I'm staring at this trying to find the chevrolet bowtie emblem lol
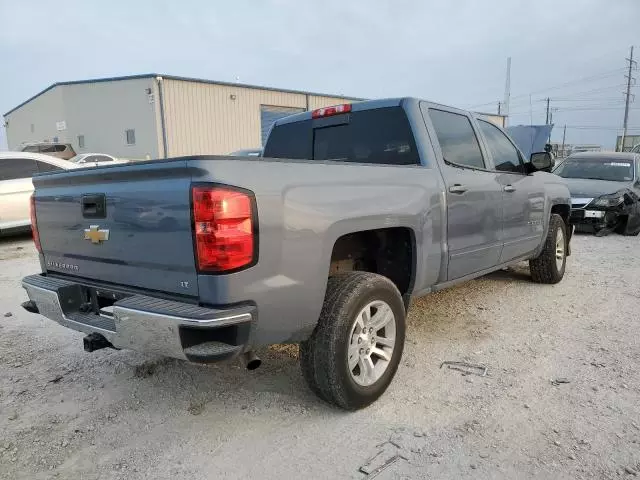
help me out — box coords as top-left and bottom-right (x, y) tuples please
(84, 225), (110, 244)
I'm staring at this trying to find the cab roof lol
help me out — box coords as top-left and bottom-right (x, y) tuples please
(272, 97), (478, 127)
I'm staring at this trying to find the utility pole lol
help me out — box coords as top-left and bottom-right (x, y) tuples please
(561, 125), (566, 158)
(497, 101), (501, 115)
(503, 57), (511, 126)
(545, 97), (551, 124)
(621, 45), (636, 151)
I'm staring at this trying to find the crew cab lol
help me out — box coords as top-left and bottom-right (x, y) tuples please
(21, 98), (572, 410)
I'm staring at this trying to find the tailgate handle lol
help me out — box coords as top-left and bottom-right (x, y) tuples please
(82, 194), (106, 218)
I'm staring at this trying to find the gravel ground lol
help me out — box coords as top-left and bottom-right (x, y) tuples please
(1, 233), (639, 479)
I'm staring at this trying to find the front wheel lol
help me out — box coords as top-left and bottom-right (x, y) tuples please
(529, 214), (567, 284)
(300, 272), (406, 410)
(616, 214), (640, 236)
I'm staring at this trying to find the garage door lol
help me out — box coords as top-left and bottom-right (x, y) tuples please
(260, 105), (305, 146)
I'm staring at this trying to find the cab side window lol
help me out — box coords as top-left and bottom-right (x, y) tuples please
(478, 120), (524, 173)
(428, 109), (486, 169)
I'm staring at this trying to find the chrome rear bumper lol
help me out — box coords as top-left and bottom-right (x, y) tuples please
(22, 274), (255, 363)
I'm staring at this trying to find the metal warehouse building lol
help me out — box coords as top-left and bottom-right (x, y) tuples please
(3, 74), (361, 159)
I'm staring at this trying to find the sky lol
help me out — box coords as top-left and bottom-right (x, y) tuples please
(1, 0), (639, 150)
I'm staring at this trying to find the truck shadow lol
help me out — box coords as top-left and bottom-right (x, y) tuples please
(484, 264), (533, 283)
(116, 266), (536, 413)
(406, 264), (533, 342)
(111, 345), (331, 415)
(0, 233), (38, 260)
(0, 231), (32, 246)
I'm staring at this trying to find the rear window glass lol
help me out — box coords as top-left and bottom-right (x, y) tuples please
(264, 107), (419, 165)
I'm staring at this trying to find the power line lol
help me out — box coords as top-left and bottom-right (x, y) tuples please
(542, 97), (625, 102)
(561, 126), (640, 130)
(547, 84), (629, 99)
(550, 106), (630, 111)
(466, 68), (626, 109)
(508, 105), (637, 115)
(520, 68), (625, 98)
(509, 124), (640, 130)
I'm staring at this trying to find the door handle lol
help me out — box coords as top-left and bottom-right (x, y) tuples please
(82, 193), (107, 218)
(449, 184), (468, 194)
(503, 185), (516, 193)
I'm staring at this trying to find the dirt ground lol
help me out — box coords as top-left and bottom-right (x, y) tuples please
(1, 233), (639, 479)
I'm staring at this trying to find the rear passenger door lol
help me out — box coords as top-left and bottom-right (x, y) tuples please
(424, 107), (503, 281)
(0, 158), (39, 226)
(477, 120), (545, 262)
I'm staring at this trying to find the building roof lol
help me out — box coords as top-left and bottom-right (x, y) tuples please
(4, 73), (365, 117)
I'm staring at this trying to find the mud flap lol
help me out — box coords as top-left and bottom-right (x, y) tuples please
(567, 224), (574, 256)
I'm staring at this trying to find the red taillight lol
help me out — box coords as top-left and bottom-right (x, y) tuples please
(312, 103), (352, 119)
(191, 186), (255, 272)
(30, 194), (42, 253)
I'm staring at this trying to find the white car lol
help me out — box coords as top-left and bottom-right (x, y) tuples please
(68, 153), (129, 166)
(0, 152), (82, 235)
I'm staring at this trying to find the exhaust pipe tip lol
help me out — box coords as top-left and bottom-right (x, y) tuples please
(21, 300), (39, 314)
(241, 351), (261, 370)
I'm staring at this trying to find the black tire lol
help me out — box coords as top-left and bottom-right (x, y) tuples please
(618, 215), (640, 236)
(299, 272), (406, 410)
(529, 214), (567, 284)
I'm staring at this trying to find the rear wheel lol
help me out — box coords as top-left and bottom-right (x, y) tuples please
(299, 272), (405, 410)
(530, 214), (567, 284)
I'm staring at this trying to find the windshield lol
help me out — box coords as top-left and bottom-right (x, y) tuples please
(68, 155), (85, 163)
(554, 158), (634, 182)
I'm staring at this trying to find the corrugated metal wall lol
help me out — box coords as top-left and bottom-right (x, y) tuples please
(6, 77), (357, 158)
(308, 96), (353, 110)
(259, 105), (305, 145)
(5, 79), (160, 159)
(162, 79), (355, 156)
(5, 88), (65, 149)
(62, 78), (159, 160)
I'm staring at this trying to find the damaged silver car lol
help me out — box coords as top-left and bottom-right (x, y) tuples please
(554, 152), (640, 236)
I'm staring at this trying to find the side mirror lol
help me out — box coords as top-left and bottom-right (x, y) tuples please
(529, 152), (554, 172)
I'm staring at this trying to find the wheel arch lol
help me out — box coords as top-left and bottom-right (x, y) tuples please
(533, 201), (571, 258)
(326, 225), (417, 308)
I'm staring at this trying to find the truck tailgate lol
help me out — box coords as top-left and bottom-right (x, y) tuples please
(33, 160), (199, 297)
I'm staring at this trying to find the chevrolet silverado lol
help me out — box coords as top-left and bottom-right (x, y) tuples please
(21, 98), (572, 409)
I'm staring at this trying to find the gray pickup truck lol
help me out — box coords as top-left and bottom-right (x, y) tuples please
(22, 98), (572, 410)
